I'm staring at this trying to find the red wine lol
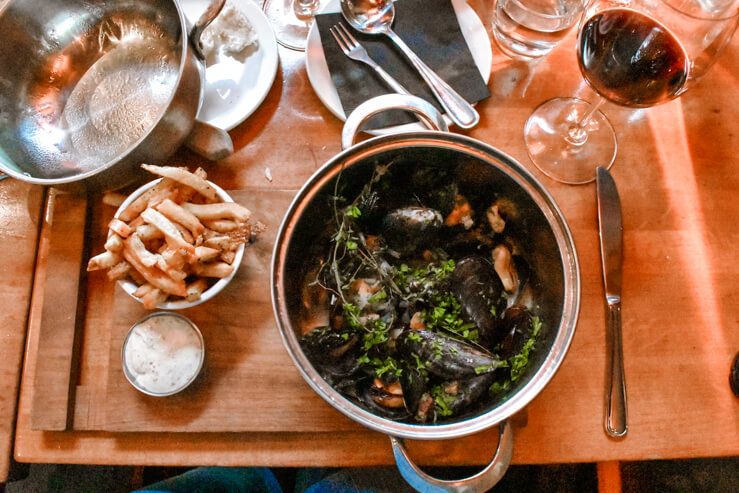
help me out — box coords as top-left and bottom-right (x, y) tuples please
(578, 8), (689, 107)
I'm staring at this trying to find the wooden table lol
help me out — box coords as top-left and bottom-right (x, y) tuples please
(3, 0), (738, 485)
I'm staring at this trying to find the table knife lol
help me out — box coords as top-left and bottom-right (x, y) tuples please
(596, 166), (628, 438)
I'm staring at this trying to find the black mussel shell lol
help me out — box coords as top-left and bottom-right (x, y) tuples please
(397, 329), (505, 379)
(497, 305), (534, 359)
(449, 256), (507, 348)
(382, 206), (443, 255)
(399, 363), (426, 415)
(444, 373), (496, 416)
(357, 383), (411, 421)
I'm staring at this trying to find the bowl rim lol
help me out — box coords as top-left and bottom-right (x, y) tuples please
(121, 311), (205, 397)
(271, 131), (581, 440)
(114, 177), (245, 310)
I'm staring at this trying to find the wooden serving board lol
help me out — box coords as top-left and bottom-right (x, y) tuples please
(102, 189), (363, 432)
(31, 188), (363, 433)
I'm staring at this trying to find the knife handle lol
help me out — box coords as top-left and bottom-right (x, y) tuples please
(605, 299), (627, 437)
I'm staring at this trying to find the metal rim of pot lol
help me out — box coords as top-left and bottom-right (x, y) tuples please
(0, 0), (230, 189)
(271, 94), (581, 492)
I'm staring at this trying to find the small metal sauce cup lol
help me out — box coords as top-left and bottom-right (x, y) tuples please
(121, 312), (205, 397)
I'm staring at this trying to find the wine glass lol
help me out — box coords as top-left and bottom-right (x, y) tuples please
(524, 0), (739, 184)
(263, 0), (328, 51)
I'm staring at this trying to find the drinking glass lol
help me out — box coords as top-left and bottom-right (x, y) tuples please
(492, 0), (586, 60)
(263, 0), (327, 50)
(524, 0), (739, 184)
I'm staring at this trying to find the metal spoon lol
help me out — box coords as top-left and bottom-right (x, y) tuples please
(340, 0), (480, 129)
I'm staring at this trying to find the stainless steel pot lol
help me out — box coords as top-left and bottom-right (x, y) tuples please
(0, 0), (230, 192)
(271, 95), (581, 492)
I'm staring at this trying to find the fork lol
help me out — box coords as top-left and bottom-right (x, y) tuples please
(330, 23), (410, 95)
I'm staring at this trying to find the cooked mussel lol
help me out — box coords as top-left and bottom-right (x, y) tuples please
(300, 327), (362, 379)
(449, 256), (507, 347)
(491, 243), (531, 307)
(397, 329), (505, 379)
(399, 363), (427, 415)
(439, 373), (496, 416)
(497, 305), (535, 360)
(356, 378), (412, 421)
(382, 207), (443, 255)
(486, 198), (519, 234)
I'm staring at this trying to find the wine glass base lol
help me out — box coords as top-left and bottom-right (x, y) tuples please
(524, 97), (617, 185)
(264, 0), (318, 51)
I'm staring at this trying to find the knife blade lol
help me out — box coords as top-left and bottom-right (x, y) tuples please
(596, 166), (627, 438)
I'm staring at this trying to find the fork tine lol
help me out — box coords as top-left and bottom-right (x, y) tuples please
(336, 23), (358, 47)
(332, 24), (354, 51)
(329, 26), (349, 53)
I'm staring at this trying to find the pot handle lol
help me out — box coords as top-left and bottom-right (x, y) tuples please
(185, 120), (234, 161)
(341, 94), (449, 150)
(189, 0), (226, 60)
(389, 420), (514, 493)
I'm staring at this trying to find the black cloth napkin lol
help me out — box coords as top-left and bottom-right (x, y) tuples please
(314, 0), (491, 130)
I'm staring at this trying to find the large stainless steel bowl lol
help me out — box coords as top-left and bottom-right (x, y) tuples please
(0, 0), (221, 192)
(271, 95), (580, 492)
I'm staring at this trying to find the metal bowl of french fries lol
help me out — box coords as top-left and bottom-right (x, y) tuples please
(87, 164), (256, 309)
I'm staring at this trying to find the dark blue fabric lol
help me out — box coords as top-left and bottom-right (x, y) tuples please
(135, 466), (414, 493)
(137, 467), (282, 493)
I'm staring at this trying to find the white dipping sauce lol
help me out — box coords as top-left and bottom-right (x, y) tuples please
(123, 314), (203, 395)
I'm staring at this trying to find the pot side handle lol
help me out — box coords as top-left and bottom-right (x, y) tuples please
(389, 420), (513, 493)
(185, 120), (234, 161)
(341, 94), (450, 150)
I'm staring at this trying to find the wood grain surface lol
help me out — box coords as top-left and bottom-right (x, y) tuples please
(0, 181), (43, 482)
(30, 192), (88, 431)
(9, 0), (739, 470)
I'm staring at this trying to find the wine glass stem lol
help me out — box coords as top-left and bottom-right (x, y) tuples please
(565, 96), (606, 146)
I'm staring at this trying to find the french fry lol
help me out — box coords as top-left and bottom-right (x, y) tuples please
(87, 250), (122, 271)
(141, 288), (168, 310)
(128, 268), (147, 286)
(126, 234), (159, 267)
(173, 221), (194, 245)
(136, 223), (164, 242)
(141, 164), (218, 202)
(175, 167), (208, 203)
(165, 267), (188, 282)
(118, 178), (177, 221)
(202, 219), (242, 233)
(141, 208), (195, 254)
(153, 255), (189, 282)
(133, 283), (157, 298)
(156, 198), (205, 238)
(203, 235), (231, 251)
(106, 261), (131, 281)
(185, 279), (209, 302)
(160, 247), (188, 270)
(122, 247), (187, 297)
(108, 218), (132, 238)
(191, 261), (234, 278)
(182, 202), (251, 222)
(220, 249), (236, 265)
(191, 246), (220, 263)
(104, 233), (124, 253)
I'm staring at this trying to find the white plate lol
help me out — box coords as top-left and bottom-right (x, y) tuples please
(181, 0), (279, 131)
(306, 0), (493, 134)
